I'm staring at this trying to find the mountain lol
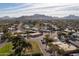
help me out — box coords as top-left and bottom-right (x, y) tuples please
(0, 16), (10, 19)
(63, 15), (79, 19)
(1, 14), (79, 21)
(17, 14), (53, 20)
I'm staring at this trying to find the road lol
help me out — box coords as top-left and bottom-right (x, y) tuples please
(29, 35), (50, 56)
(17, 22), (58, 56)
(29, 32), (58, 56)
(17, 22), (23, 30)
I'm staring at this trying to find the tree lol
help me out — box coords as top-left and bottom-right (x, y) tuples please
(48, 43), (65, 56)
(35, 21), (44, 31)
(11, 35), (32, 56)
(26, 30), (30, 39)
(2, 25), (8, 33)
(48, 43), (58, 55)
(43, 34), (53, 44)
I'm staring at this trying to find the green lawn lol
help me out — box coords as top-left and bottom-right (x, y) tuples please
(0, 40), (43, 56)
(0, 42), (13, 56)
(26, 40), (43, 55)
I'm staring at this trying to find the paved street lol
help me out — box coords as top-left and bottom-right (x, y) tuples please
(17, 22), (58, 56)
(29, 32), (58, 56)
(17, 22), (23, 30)
(28, 33), (49, 56)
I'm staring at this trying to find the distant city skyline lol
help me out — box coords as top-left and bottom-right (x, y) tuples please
(0, 3), (79, 17)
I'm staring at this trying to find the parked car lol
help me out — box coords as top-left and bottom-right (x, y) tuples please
(41, 40), (46, 44)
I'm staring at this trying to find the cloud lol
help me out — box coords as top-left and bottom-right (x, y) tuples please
(0, 3), (79, 17)
(0, 3), (32, 11)
(57, 4), (79, 11)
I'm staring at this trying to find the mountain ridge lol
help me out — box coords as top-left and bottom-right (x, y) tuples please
(0, 14), (79, 20)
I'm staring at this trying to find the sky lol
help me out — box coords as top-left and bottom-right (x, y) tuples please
(0, 3), (79, 17)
